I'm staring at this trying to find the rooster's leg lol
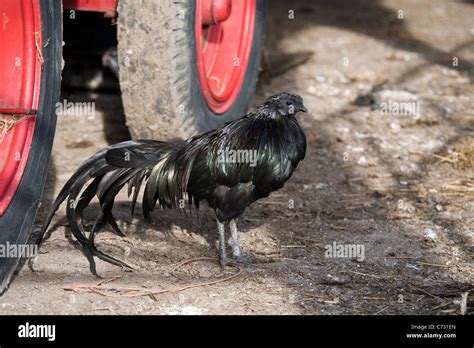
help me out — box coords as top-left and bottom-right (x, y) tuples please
(229, 219), (252, 263)
(230, 219), (248, 262)
(217, 220), (229, 267)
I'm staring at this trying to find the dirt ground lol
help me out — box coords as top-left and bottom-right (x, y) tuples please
(1, 0), (473, 314)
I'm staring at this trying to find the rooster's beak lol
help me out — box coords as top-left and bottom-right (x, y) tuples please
(300, 106), (308, 113)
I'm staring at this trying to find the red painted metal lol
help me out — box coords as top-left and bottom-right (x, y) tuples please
(0, 109), (37, 115)
(201, 0), (232, 25)
(63, 0), (118, 12)
(0, 0), (42, 216)
(196, 0), (257, 114)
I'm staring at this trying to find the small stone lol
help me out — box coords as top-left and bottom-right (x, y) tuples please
(441, 106), (452, 115)
(435, 204), (443, 212)
(348, 146), (365, 153)
(315, 74), (326, 83)
(338, 75), (349, 84)
(336, 126), (350, 133)
(357, 156), (367, 165)
(390, 122), (401, 132)
(406, 263), (421, 272)
(315, 182), (327, 190)
(323, 274), (350, 285)
(424, 228), (437, 240)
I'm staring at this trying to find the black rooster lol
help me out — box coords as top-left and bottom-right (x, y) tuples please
(32, 93), (307, 273)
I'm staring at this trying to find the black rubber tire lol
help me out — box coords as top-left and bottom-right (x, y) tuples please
(117, 0), (267, 140)
(0, 1), (62, 294)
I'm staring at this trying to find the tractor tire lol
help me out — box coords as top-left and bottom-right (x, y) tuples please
(117, 0), (267, 140)
(0, 1), (62, 294)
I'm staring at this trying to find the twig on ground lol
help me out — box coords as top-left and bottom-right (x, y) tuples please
(408, 285), (439, 299)
(433, 300), (453, 310)
(460, 291), (469, 315)
(415, 261), (450, 268)
(374, 305), (390, 315)
(63, 258), (241, 298)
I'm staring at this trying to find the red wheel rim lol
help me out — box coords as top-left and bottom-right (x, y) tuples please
(0, 0), (42, 216)
(195, 0), (256, 114)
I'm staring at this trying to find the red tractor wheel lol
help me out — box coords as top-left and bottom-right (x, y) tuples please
(0, 0), (62, 293)
(117, 0), (267, 139)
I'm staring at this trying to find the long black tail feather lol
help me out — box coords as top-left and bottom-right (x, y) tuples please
(31, 139), (185, 273)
